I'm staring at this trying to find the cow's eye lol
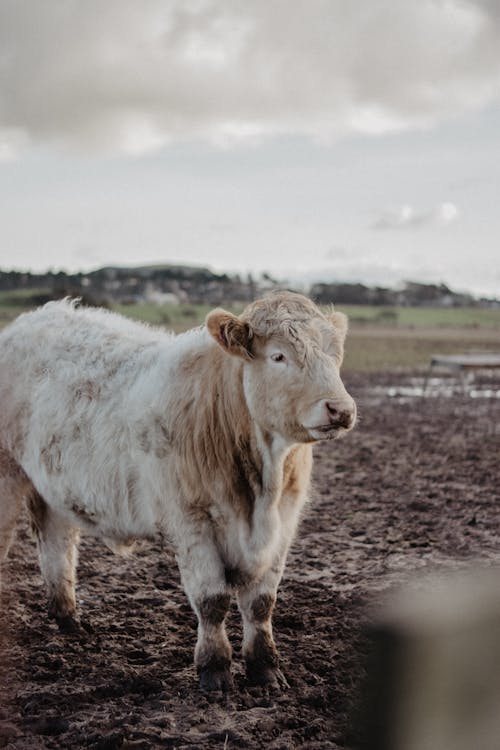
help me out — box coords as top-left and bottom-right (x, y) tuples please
(271, 353), (287, 363)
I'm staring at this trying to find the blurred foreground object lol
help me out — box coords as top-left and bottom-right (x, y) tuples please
(362, 567), (500, 750)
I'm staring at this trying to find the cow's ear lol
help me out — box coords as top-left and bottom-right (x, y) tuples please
(327, 310), (348, 341)
(206, 308), (253, 359)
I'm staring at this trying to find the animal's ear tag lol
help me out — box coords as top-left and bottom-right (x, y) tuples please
(206, 309), (253, 359)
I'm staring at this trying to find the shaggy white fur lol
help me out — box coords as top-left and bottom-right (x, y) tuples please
(0, 292), (355, 690)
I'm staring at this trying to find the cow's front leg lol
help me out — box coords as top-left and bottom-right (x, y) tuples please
(194, 589), (232, 691)
(237, 571), (287, 689)
(176, 541), (233, 692)
(26, 491), (81, 632)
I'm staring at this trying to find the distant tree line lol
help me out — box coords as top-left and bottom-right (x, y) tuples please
(310, 281), (498, 308)
(0, 265), (262, 307)
(0, 266), (497, 308)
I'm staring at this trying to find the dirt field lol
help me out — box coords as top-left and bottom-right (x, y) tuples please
(1, 371), (500, 749)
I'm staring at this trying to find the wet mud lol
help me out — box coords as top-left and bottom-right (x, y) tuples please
(1, 371), (500, 749)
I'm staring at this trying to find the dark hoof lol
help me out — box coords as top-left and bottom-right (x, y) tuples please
(246, 664), (289, 690)
(54, 615), (85, 635)
(199, 666), (233, 692)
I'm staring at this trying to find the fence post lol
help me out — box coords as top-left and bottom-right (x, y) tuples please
(360, 568), (500, 750)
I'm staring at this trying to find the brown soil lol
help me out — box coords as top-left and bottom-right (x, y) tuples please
(1, 372), (500, 749)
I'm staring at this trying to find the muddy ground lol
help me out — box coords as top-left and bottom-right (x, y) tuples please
(1, 371), (500, 749)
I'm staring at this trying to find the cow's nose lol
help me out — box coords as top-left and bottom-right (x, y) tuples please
(325, 400), (355, 430)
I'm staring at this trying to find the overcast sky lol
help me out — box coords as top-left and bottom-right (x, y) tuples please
(1, 0), (499, 296)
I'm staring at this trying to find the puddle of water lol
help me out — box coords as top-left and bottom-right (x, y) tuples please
(470, 389), (500, 399)
(372, 377), (500, 400)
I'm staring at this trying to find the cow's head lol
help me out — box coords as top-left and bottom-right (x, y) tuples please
(206, 291), (356, 444)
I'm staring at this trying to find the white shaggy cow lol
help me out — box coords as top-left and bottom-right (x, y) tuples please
(0, 291), (356, 690)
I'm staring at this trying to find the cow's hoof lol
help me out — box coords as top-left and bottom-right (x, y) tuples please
(246, 664), (289, 691)
(198, 666), (233, 692)
(54, 614), (85, 635)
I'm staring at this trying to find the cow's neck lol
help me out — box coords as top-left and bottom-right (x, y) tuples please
(173, 342), (292, 513)
(253, 426), (294, 499)
(171, 341), (298, 574)
(214, 351), (293, 503)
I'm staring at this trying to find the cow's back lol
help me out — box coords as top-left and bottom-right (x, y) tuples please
(0, 300), (169, 378)
(0, 302), (185, 536)
(0, 301), (166, 445)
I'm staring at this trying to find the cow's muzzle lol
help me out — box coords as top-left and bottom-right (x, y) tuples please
(325, 400), (356, 430)
(307, 397), (356, 440)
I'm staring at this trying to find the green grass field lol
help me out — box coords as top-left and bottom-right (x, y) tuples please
(339, 304), (500, 329)
(339, 305), (500, 371)
(343, 326), (500, 372)
(1, 293), (499, 372)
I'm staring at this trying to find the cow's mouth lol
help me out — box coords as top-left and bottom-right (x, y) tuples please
(307, 424), (346, 440)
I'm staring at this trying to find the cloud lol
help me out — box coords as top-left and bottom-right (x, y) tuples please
(437, 202), (460, 224)
(373, 202), (460, 230)
(0, 128), (28, 162)
(1, 1), (500, 155)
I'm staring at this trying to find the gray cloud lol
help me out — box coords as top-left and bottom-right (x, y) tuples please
(1, 0), (500, 155)
(373, 202), (460, 231)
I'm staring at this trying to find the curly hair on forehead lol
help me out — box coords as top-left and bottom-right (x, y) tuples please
(206, 290), (346, 366)
(239, 290), (327, 363)
(240, 290), (325, 337)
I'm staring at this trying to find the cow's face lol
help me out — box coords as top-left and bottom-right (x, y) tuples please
(206, 292), (356, 444)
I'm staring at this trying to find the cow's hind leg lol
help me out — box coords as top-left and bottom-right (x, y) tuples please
(0, 451), (27, 573)
(176, 530), (233, 691)
(27, 491), (81, 632)
(237, 569), (288, 689)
